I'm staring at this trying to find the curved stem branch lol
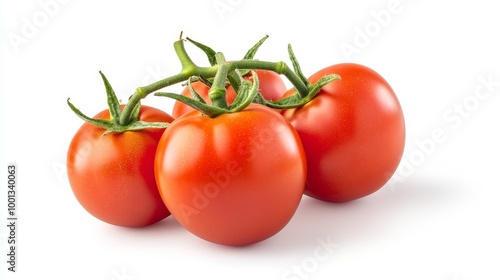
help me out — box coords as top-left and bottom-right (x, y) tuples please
(230, 60), (309, 97)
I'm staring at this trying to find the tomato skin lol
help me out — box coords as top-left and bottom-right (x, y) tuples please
(155, 104), (306, 246)
(67, 105), (174, 227)
(171, 70), (286, 118)
(283, 63), (405, 202)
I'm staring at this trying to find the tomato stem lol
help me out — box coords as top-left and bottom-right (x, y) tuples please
(114, 35), (337, 125)
(209, 53), (229, 109)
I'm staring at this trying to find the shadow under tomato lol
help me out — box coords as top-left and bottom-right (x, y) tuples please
(249, 177), (468, 254)
(115, 215), (184, 235)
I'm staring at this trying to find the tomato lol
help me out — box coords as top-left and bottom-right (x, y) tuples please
(172, 70), (286, 118)
(67, 105), (174, 227)
(283, 63), (405, 202)
(155, 104), (306, 246)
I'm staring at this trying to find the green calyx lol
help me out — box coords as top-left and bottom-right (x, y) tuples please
(67, 71), (169, 135)
(250, 43), (341, 109)
(255, 74), (340, 109)
(156, 67), (260, 118)
(155, 52), (261, 118)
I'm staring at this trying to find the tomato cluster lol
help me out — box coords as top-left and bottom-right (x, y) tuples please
(66, 36), (405, 246)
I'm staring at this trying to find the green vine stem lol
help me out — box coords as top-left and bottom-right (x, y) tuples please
(118, 36), (319, 124)
(67, 72), (170, 135)
(69, 34), (341, 134)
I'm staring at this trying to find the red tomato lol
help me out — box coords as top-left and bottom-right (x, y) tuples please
(155, 104), (306, 246)
(283, 63), (405, 202)
(172, 70), (286, 118)
(67, 105), (174, 227)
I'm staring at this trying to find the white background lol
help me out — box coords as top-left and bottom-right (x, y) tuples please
(1, 0), (500, 279)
